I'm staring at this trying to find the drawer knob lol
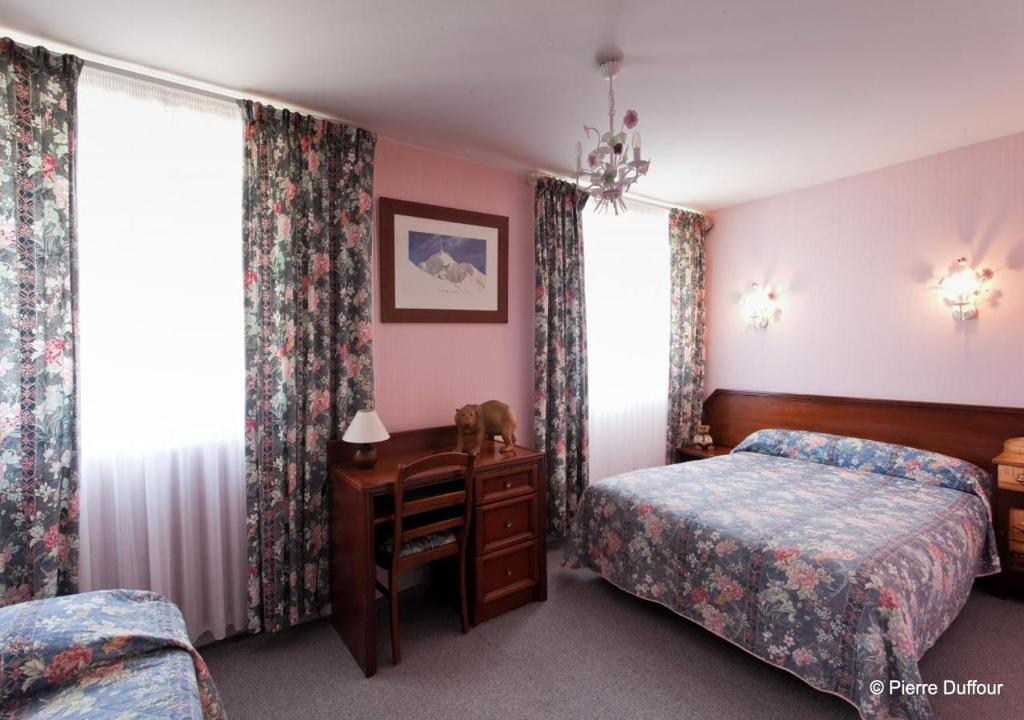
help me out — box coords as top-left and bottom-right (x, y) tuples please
(503, 480), (513, 489)
(505, 568), (513, 577)
(504, 520), (513, 529)
(1017, 472), (1024, 485)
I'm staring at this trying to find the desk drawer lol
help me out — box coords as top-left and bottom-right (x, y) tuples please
(476, 540), (538, 604)
(476, 494), (537, 554)
(475, 465), (537, 505)
(998, 465), (1024, 493)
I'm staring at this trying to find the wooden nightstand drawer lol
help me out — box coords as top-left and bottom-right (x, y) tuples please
(476, 540), (538, 605)
(993, 440), (1024, 597)
(1008, 508), (1024, 554)
(476, 494), (537, 554)
(475, 465), (537, 505)
(997, 464), (1024, 492)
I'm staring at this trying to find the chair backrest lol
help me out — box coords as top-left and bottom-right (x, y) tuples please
(392, 452), (476, 565)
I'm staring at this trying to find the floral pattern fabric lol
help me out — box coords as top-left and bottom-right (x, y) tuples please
(242, 101), (376, 633)
(565, 431), (997, 720)
(377, 531), (456, 562)
(733, 429), (999, 571)
(665, 209), (710, 462)
(0, 589), (224, 719)
(533, 178), (589, 537)
(0, 39), (82, 607)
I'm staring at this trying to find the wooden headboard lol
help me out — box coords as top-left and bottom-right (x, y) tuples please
(703, 389), (1024, 471)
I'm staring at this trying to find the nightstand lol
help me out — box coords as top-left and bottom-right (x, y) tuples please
(993, 438), (1024, 596)
(676, 444), (732, 463)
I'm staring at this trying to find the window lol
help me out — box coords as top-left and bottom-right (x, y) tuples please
(583, 204), (671, 481)
(76, 67), (247, 640)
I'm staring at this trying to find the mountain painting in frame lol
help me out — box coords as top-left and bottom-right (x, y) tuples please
(379, 197), (508, 322)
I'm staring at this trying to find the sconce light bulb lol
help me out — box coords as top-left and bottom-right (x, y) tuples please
(941, 267), (980, 300)
(938, 258), (993, 322)
(741, 282), (775, 329)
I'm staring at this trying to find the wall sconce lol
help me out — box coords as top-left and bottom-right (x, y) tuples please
(938, 257), (994, 322)
(741, 282), (776, 328)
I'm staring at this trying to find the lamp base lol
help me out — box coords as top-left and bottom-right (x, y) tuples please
(353, 443), (378, 469)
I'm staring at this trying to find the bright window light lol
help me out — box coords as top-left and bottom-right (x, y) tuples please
(584, 202), (670, 481)
(77, 68), (244, 453)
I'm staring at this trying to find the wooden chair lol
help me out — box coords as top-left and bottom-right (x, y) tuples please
(374, 451), (476, 665)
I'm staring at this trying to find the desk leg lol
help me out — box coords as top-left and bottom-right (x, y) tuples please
(330, 482), (377, 677)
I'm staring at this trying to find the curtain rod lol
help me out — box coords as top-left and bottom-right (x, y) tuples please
(0, 25), (355, 124)
(529, 171), (704, 215)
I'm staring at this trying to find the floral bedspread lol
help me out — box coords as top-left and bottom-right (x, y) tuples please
(0, 589), (224, 719)
(564, 430), (999, 720)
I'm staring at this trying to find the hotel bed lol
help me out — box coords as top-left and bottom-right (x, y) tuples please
(564, 428), (999, 720)
(0, 589), (223, 719)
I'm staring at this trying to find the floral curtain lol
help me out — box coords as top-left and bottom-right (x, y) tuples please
(534, 177), (589, 537)
(242, 101), (376, 633)
(666, 208), (711, 462)
(0, 39), (82, 606)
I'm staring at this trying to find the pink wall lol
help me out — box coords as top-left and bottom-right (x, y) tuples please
(371, 138), (535, 441)
(706, 132), (1024, 407)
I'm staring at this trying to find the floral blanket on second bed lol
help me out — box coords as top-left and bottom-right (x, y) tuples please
(0, 589), (224, 719)
(564, 429), (999, 720)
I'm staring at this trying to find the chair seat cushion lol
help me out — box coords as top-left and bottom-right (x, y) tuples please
(377, 530), (457, 563)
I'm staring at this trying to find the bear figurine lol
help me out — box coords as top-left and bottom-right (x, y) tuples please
(454, 400), (518, 453)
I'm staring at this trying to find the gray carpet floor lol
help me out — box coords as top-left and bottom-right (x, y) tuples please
(202, 549), (1024, 719)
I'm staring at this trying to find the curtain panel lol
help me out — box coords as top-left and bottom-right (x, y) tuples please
(533, 177), (589, 537)
(0, 39), (82, 606)
(665, 208), (711, 463)
(242, 101), (376, 633)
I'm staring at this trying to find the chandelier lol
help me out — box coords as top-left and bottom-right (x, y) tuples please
(572, 54), (650, 214)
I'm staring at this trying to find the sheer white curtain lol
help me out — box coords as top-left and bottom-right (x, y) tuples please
(77, 67), (247, 642)
(584, 203), (671, 481)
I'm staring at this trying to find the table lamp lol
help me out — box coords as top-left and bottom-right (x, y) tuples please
(343, 409), (390, 469)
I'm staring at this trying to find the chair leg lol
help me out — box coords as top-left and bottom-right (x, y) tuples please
(458, 542), (470, 634)
(389, 568), (401, 665)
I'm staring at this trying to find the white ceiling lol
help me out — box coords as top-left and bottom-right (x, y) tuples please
(2, 0), (1023, 210)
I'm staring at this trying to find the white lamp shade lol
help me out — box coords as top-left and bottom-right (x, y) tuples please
(342, 409), (390, 444)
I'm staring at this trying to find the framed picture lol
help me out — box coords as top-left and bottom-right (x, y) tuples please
(379, 197), (508, 323)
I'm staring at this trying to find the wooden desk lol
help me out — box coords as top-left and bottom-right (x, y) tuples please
(328, 427), (547, 677)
